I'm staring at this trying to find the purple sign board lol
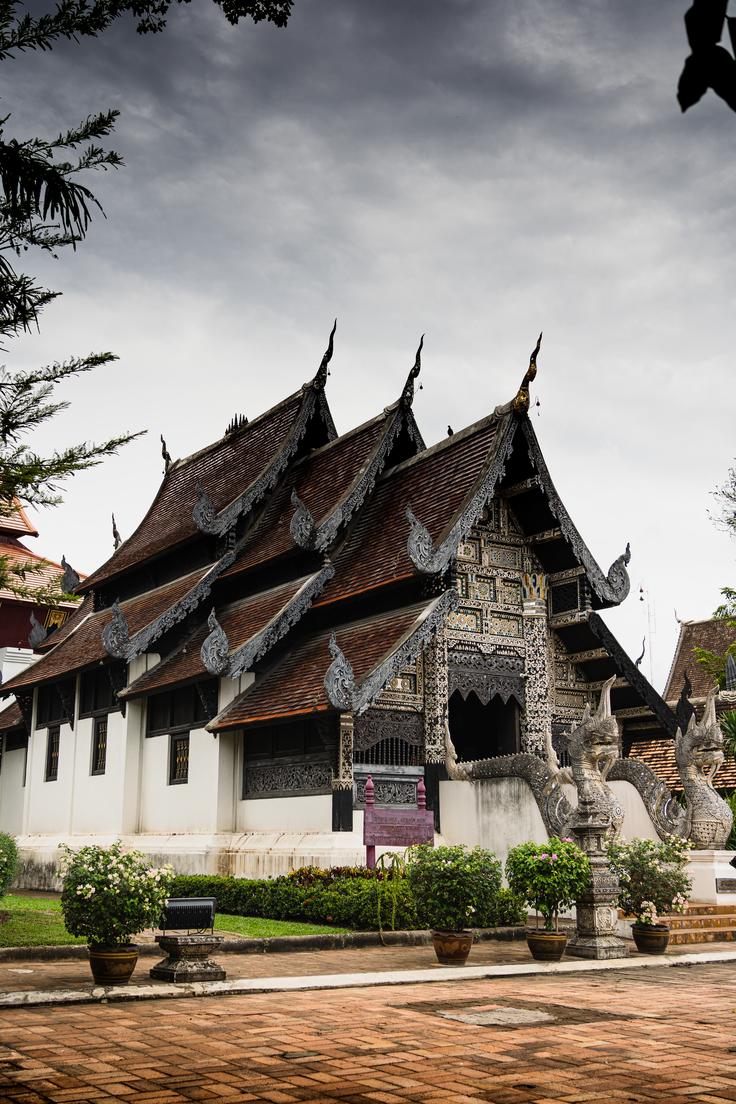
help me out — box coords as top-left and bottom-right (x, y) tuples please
(362, 774), (435, 867)
(363, 806), (435, 848)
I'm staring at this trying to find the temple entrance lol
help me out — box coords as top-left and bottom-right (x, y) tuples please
(448, 689), (520, 762)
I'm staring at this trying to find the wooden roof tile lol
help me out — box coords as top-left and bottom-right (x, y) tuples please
(80, 390), (308, 593)
(224, 413), (389, 578)
(317, 416), (505, 606)
(210, 602), (431, 730)
(0, 499), (38, 538)
(122, 575), (316, 698)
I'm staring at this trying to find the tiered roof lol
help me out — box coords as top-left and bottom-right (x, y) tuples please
(1, 332), (675, 749)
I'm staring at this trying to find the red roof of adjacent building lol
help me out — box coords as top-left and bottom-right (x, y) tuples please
(664, 618), (736, 702)
(629, 737), (736, 792)
(0, 499), (38, 539)
(0, 700), (24, 736)
(0, 537), (81, 606)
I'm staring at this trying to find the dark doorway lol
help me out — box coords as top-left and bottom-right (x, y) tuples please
(448, 690), (520, 762)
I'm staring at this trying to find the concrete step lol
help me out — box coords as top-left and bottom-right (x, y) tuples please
(667, 913), (736, 931)
(669, 927), (736, 945)
(682, 903), (736, 915)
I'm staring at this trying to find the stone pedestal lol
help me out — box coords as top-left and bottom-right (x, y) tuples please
(567, 819), (628, 960)
(686, 849), (736, 905)
(150, 934), (226, 982)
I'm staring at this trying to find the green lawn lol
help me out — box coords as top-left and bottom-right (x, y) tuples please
(0, 895), (348, 947)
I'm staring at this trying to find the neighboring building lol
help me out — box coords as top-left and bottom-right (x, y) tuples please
(0, 499), (82, 832)
(630, 616), (736, 791)
(0, 340), (678, 880)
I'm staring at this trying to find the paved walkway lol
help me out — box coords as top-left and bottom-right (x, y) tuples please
(1, 960), (735, 1102)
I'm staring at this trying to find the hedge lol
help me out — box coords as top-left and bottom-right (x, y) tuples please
(169, 870), (526, 932)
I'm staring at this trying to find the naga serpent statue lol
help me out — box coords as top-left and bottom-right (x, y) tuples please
(675, 687), (732, 849)
(556, 674), (624, 838)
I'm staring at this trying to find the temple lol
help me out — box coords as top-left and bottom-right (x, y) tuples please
(0, 333), (682, 881)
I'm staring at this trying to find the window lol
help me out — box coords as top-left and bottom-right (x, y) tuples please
(146, 681), (217, 738)
(91, 716), (108, 775)
(169, 733), (189, 785)
(45, 725), (60, 781)
(80, 668), (119, 718)
(36, 680), (74, 729)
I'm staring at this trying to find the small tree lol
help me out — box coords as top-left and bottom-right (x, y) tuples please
(607, 837), (691, 928)
(505, 838), (591, 933)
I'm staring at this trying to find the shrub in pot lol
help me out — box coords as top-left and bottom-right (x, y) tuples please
(407, 844), (502, 965)
(505, 838), (591, 961)
(60, 841), (174, 985)
(606, 836), (691, 953)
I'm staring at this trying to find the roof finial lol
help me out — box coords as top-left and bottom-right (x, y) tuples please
(512, 331), (542, 416)
(400, 334), (424, 407)
(60, 555), (80, 594)
(313, 319), (337, 390)
(160, 434), (172, 473)
(112, 513), (121, 550)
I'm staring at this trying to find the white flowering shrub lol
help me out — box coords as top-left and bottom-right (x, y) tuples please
(0, 833), (19, 897)
(59, 841), (174, 947)
(607, 836), (692, 927)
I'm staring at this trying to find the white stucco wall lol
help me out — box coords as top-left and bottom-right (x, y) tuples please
(237, 793), (333, 833)
(24, 721), (75, 834)
(440, 777), (549, 868)
(139, 726), (220, 833)
(0, 747), (25, 834)
(439, 776), (662, 866)
(70, 712), (127, 835)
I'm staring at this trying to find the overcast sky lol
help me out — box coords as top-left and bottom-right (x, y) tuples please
(6, 0), (734, 692)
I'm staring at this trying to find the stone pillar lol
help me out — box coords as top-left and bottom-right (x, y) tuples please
(332, 712), (354, 832)
(423, 631), (448, 831)
(521, 573), (551, 756)
(567, 818), (628, 960)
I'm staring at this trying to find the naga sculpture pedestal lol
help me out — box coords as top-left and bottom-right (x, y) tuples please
(686, 849), (736, 905)
(567, 819), (628, 960)
(150, 935), (226, 982)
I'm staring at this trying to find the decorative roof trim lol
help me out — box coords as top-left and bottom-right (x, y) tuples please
(587, 612), (678, 737)
(520, 419), (631, 606)
(324, 589), (459, 715)
(200, 609), (230, 676)
(313, 403), (421, 553)
(289, 490), (317, 550)
(405, 413), (518, 575)
(400, 335), (423, 408)
(127, 553), (236, 658)
(228, 566), (335, 679)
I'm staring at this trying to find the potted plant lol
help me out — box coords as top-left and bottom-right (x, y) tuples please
(607, 836), (691, 954)
(506, 837), (591, 961)
(406, 844), (502, 965)
(60, 841), (174, 985)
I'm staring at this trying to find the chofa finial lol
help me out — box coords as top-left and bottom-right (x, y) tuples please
(313, 319), (337, 390)
(112, 513), (121, 551)
(512, 331), (542, 415)
(60, 555), (80, 594)
(400, 334), (424, 407)
(160, 434), (172, 473)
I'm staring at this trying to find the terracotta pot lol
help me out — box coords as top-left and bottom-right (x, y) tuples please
(631, 923), (670, 955)
(88, 944), (139, 985)
(526, 929), (568, 962)
(431, 929), (474, 966)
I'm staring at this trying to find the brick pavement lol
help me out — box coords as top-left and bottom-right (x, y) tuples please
(1, 962), (736, 1103)
(0, 938), (730, 997)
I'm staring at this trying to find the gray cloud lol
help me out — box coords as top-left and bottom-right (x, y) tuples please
(5, 0), (734, 688)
